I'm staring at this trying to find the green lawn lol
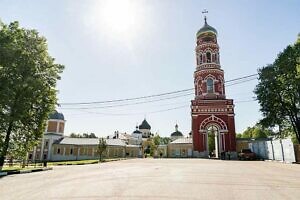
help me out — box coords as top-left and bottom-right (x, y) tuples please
(1, 158), (127, 172)
(48, 158), (126, 166)
(2, 165), (44, 172)
(48, 159), (99, 166)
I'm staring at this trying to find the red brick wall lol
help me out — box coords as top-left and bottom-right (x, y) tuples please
(191, 103), (236, 152)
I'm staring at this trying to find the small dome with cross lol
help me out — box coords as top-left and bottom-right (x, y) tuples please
(197, 17), (218, 37)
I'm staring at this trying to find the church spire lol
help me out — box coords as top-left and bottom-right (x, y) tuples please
(202, 9), (208, 25)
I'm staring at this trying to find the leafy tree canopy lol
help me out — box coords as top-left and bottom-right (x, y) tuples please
(239, 124), (274, 139)
(0, 21), (64, 169)
(159, 137), (171, 145)
(97, 137), (107, 162)
(69, 132), (97, 138)
(254, 35), (300, 143)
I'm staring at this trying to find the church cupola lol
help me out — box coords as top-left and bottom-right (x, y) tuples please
(170, 124), (183, 141)
(46, 110), (65, 135)
(194, 16), (225, 100)
(196, 16), (218, 37)
(195, 17), (220, 70)
(138, 119), (152, 138)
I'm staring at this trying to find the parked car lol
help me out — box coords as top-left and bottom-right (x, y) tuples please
(238, 149), (256, 160)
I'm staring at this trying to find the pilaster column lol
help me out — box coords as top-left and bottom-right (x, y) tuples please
(56, 121), (60, 133)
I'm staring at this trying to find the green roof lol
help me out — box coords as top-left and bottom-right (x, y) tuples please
(171, 131), (183, 137)
(139, 119), (151, 130)
(196, 18), (217, 37)
(49, 110), (64, 120)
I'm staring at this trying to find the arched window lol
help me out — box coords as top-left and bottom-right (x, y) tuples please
(207, 78), (214, 93)
(216, 53), (220, 64)
(212, 53), (215, 62)
(206, 52), (211, 63)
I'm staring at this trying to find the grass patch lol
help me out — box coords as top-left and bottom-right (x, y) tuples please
(48, 158), (126, 166)
(1, 158), (127, 171)
(1, 166), (44, 172)
(48, 160), (99, 166)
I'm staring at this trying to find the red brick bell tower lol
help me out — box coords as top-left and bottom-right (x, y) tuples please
(191, 17), (236, 158)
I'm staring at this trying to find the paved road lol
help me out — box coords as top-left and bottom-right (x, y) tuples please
(0, 159), (299, 200)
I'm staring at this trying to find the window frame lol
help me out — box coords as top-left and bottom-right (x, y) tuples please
(206, 78), (214, 93)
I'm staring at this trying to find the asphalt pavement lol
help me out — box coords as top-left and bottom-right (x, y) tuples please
(0, 159), (299, 200)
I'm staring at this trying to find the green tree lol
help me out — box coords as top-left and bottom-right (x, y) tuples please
(10, 125), (41, 168)
(160, 137), (171, 145)
(97, 138), (107, 162)
(88, 133), (97, 138)
(150, 134), (160, 156)
(208, 132), (215, 153)
(69, 133), (81, 138)
(254, 36), (300, 143)
(142, 138), (152, 156)
(240, 125), (272, 139)
(236, 133), (243, 138)
(70, 132), (97, 138)
(0, 21), (64, 170)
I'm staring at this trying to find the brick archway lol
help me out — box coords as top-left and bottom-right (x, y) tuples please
(199, 115), (228, 133)
(197, 115), (229, 157)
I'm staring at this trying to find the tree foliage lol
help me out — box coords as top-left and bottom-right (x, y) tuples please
(0, 21), (64, 169)
(97, 137), (107, 162)
(240, 125), (273, 139)
(150, 134), (160, 156)
(254, 36), (300, 143)
(159, 137), (171, 145)
(70, 132), (97, 138)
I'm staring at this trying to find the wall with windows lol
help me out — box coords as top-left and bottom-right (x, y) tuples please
(51, 144), (126, 161)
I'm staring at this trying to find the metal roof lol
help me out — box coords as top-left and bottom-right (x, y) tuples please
(49, 110), (65, 120)
(171, 137), (193, 144)
(56, 137), (126, 146)
(139, 119), (151, 130)
(171, 131), (183, 137)
(196, 18), (218, 37)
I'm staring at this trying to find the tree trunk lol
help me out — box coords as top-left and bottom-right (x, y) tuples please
(0, 121), (14, 170)
(22, 159), (26, 168)
(99, 153), (102, 163)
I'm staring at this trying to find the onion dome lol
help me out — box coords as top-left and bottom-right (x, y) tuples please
(49, 110), (64, 120)
(133, 126), (142, 134)
(171, 124), (183, 137)
(196, 17), (217, 37)
(139, 119), (151, 130)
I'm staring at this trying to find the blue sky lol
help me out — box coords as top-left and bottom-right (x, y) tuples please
(0, 0), (299, 137)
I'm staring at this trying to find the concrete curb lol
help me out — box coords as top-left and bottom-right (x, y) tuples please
(0, 167), (53, 177)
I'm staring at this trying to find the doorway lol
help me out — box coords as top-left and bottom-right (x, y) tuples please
(207, 125), (220, 158)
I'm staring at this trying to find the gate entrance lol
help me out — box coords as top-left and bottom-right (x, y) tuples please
(207, 125), (220, 158)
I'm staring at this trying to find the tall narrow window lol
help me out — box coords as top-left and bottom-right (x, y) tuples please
(199, 54), (203, 64)
(206, 52), (211, 63)
(207, 78), (214, 93)
(212, 53), (215, 62)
